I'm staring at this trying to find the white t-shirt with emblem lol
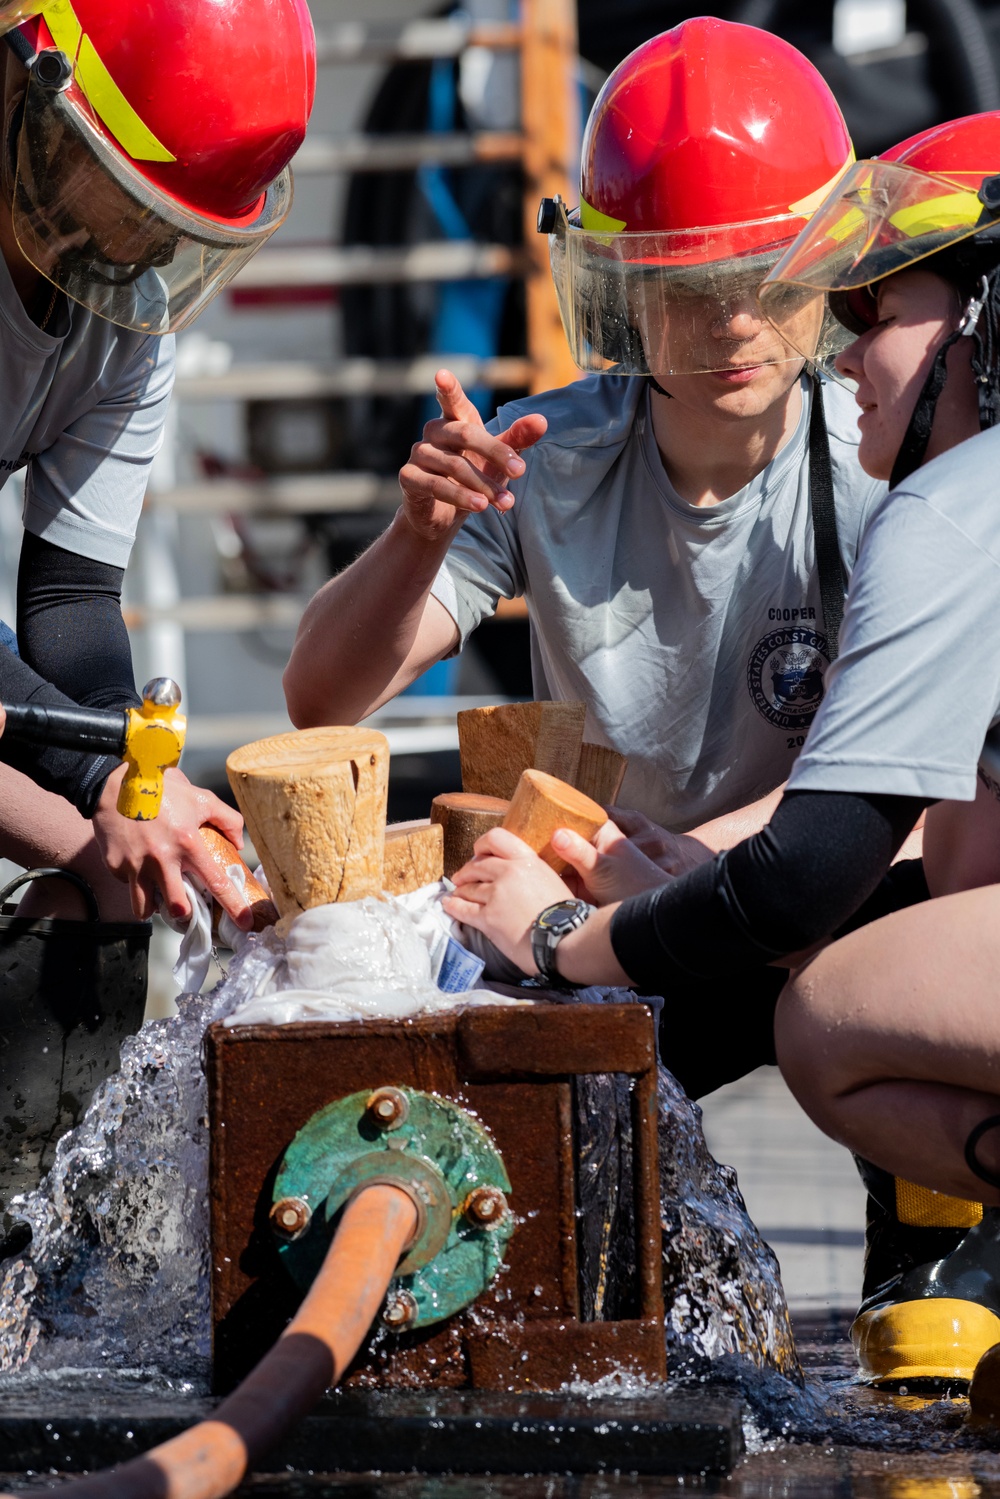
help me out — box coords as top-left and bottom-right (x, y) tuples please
(431, 373), (885, 829)
(788, 423), (1000, 805)
(0, 248), (174, 569)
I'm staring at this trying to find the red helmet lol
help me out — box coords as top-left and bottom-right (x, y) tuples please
(760, 111), (1000, 483)
(581, 17), (853, 257)
(881, 111), (1000, 186)
(8, 0), (316, 333)
(544, 17), (853, 377)
(759, 111), (1000, 353)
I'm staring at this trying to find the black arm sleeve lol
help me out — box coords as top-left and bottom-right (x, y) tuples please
(0, 532), (141, 816)
(610, 789), (926, 992)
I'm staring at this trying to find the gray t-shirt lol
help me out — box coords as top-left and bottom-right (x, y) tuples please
(0, 249), (174, 569)
(788, 424), (1000, 804)
(432, 373), (885, 828)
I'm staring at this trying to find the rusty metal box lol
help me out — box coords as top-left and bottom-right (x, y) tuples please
(205, 1002), (664, 1393)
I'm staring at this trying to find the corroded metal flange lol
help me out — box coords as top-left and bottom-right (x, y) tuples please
(271, 1086), (513, 1329)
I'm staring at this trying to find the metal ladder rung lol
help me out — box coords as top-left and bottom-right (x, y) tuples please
(146, 474), (401, 515)
(315, 20), (521, 64)
(233, 241), (525, 289)
(293, 132), (523, 175)
(174, 356), (532, 401)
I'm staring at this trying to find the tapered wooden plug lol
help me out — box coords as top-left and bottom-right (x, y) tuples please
(574, 742), (628, 806)
(430, 791), (510, 877)
(199, 826), (278, 934)
(457, 700), (586, 801)
(501, 768), (608, 873)
(226, 726), (390, 917)
(383, 819), (444, 895)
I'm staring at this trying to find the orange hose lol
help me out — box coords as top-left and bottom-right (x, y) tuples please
(1, 1184), (418, 1499)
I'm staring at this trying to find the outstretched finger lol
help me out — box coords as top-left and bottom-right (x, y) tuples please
(435, 369), (483, 427)
(498, 411), (548, 455)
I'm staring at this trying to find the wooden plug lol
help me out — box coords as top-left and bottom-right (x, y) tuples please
(574, 742), (628, 807)
(457, 700), (586, 801)
(383, 819), (444, 895)
(199, 826), (278, 935)
(502, 768), (608, 873)
(430, 792), (510, 877)
(226, 727), (390, 918)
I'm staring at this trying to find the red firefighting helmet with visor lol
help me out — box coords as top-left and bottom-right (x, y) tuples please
(3, 0), (316, 334)
(758, 113), (1000, 370)
(541, 16), (854, 377)
(759, 111), (1000, 482)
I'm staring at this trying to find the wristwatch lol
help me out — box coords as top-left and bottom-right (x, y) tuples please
(531, 898), (594, 985)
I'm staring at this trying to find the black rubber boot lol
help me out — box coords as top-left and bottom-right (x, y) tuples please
(853, 1156), (998, 1385)
(0, 869), (149, 1261)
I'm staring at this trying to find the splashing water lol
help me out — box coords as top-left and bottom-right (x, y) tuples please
(0, 907), (807, 1440)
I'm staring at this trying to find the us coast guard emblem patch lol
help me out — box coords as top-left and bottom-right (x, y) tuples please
(747, 627), (830, 730)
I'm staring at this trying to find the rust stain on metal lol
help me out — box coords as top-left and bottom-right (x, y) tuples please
(207, 1002), (664, 1393)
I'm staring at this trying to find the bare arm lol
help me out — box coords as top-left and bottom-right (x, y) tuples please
(284, 513), (462, 725)
(284, 370), (546, 727)
(923, 779), (1000, 896)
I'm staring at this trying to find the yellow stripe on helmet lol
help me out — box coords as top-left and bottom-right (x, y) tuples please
(787, 149), (857, 217)
(888, 188), (983, 239)
(40, 0), (175, 163)
(579, 198), (627, 234)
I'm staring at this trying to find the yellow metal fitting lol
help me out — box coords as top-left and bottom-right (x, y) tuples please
(117, 677), (186, 820)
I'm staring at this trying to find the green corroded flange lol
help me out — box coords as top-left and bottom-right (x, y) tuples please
(271, 1087), (513, 1329)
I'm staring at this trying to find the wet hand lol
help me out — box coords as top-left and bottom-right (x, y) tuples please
(443, 826), (572, 974)
(92, 765), (253, 928)
(552, 819), (673, 904)
(398, 368), (547, 542)
(607, 807), (715, 878)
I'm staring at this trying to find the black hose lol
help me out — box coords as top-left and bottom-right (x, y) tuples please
(909, 0), (1000, 113)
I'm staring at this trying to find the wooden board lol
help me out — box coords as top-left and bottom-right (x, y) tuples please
(383, 820), (444, 895)
(458, 701), (586, 801)
(573, 742), (628, 807)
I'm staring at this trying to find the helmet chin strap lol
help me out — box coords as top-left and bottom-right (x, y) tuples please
(889, 274), (998, 489)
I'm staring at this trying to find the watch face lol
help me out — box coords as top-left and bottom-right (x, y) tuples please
(537, 899), (589, 935)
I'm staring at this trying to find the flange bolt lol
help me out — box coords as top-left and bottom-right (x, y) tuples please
(270, 1196), (312, 1240)
(463, 1185), (508, 1228)
(367, 1087), (409, 1131)
(382, 1289), (418, 1330)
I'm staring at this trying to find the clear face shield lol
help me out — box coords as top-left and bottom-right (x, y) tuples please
(545, 198), (849, 377)
(0, 3), (41, 34)
(12, 49), (292, 334)
(757, 159), (992, 380)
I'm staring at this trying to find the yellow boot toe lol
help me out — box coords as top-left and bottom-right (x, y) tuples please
(851, 1297), (1000, 1384)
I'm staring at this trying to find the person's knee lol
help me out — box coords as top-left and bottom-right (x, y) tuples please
(774, 966), (846, 1135)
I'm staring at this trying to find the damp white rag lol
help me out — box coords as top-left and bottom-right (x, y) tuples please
(223, 887), (510, 1026)
(164, 862), (253, 993)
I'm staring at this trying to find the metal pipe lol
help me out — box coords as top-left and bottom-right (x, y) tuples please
(0, 1183), (418, 1499)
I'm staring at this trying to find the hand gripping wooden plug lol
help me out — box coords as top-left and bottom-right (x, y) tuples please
(1, 676), (186, 820)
